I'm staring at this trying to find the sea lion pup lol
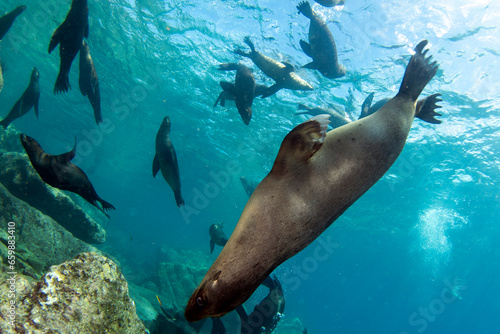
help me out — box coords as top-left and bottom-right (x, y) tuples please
(359, 92), (443, 124)
(49, 0), (89, 94)
(236, 276), (285, 334)
(0, 5), (26, 40)
(20, 134), (115, 216)
(234, 37), (313, 97)
(0, 68), (40, 129)
(79, 40), (101, 124)
(209, 223), (228, 254)
(185, 40), (440, 321)
(217, 63), (256, 125)
(295, 103), (351, 129)
(213, 84), (268, 108)
(297, 1), (346, 79)
(153, 116), (184, 207)
(314, 0), (345, 7)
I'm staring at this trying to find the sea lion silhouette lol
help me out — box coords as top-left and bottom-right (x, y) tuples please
(20, 134), (115, 216)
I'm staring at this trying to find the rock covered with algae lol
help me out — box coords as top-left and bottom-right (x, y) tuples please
(0, 152), (106, 244)
(0, 183), (100, 278)
(0, 252), (146, 334)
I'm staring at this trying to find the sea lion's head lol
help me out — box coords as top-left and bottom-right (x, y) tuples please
(20, 134), (41, 154)
(185, 269), (252, 322)
(31, 67), (39, 81)
(160, 116), (171, 133)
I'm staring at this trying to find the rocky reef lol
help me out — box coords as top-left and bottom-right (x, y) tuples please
(0, 252), (146, 333)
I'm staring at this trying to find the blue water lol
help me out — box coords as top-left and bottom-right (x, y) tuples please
(1, 0), (499, 333)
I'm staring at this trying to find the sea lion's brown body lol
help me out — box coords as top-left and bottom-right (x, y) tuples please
(185, 41), (440, 321)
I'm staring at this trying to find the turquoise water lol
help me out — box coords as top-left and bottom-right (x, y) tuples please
(1, 0), (499, 333)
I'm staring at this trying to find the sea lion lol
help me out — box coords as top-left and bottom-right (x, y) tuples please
(209, 223), (228, 254)
(234, 37), (313, 97)
(239, 176), (258, 197)
(218, 63), (255, 125)
(214, 84), (268, 108)
(295, 103), (351, 129)
(79, 40), (102, 124)
(0, 68), (40, 129)
(359, 92), (443, 124)
(0, 5), (26, 40)
(297, 1), (346, 79)
(153, 116), (184, 207)
(236, 276), (285, 334)
(314, 0), (345, 7)
(20, 134), (115, 216)
(185, 40), (440, 321)
(49, 0), (89, 94)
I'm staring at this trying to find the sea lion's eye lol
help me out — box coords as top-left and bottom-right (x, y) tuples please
(196, 296), (204, 307)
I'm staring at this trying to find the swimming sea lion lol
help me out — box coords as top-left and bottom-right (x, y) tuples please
(20, 134), (115, 216)
(185, 40), (440, 321)
(218, 63), (255, 125)
(209, 223), (228, 254)
(153, 116), (184, 207)
(295, 103), (351, 129)
(237, 276), (285, 334)
(0, 5), (26, 40)
(297, 1), (346, 79)
(314, 0), (345, 7)
(79, 40), (101, 124)
(0, 68), (40, 129)
(214, 84), (268, 108)
(234, 37), (313, 97)
(359, 92), (443, 124)
(49, 0), (89, 94)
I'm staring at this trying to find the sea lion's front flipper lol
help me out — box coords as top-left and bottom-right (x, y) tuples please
(220, 81), (236, 96)
(416, 93), (442, 124)
(299, 40), (313, 57)
(48, 26), (62, 54)
(55, 137), (77, 165)
(260, 84), (281, 98)
(283, 62), (295, 73)
(210, 240), (215, 254)
(302, 62), (317, 70)
(271, 115), (330, 174)
(359, 92), (375, 120)
(152, 153), (160, 177)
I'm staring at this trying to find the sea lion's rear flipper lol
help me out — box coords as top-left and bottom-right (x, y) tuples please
(210, 239), (215, 254)
(213, 92), (224, 108)
(260, 84), (281, 98)
(359, 92), (375, 120)
(397, 40), (438, 101)
(99, 198), (115, 211)
(302, 62), (317, 70)
(416, 93), (442, 124)
(297, 1), (314, 19)
(271, 115), (330, 174)
(152, 153), (160, 177)
(299, 40), (313, 57)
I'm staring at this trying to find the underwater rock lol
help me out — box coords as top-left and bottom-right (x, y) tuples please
(0, 127), (25, 154)
(0, 152), (106, 244)
(0, 252), (146, 333)
(0, 183), (100, 278)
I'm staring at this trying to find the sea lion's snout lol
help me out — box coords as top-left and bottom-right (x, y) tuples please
(185, 290), (208, 322)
